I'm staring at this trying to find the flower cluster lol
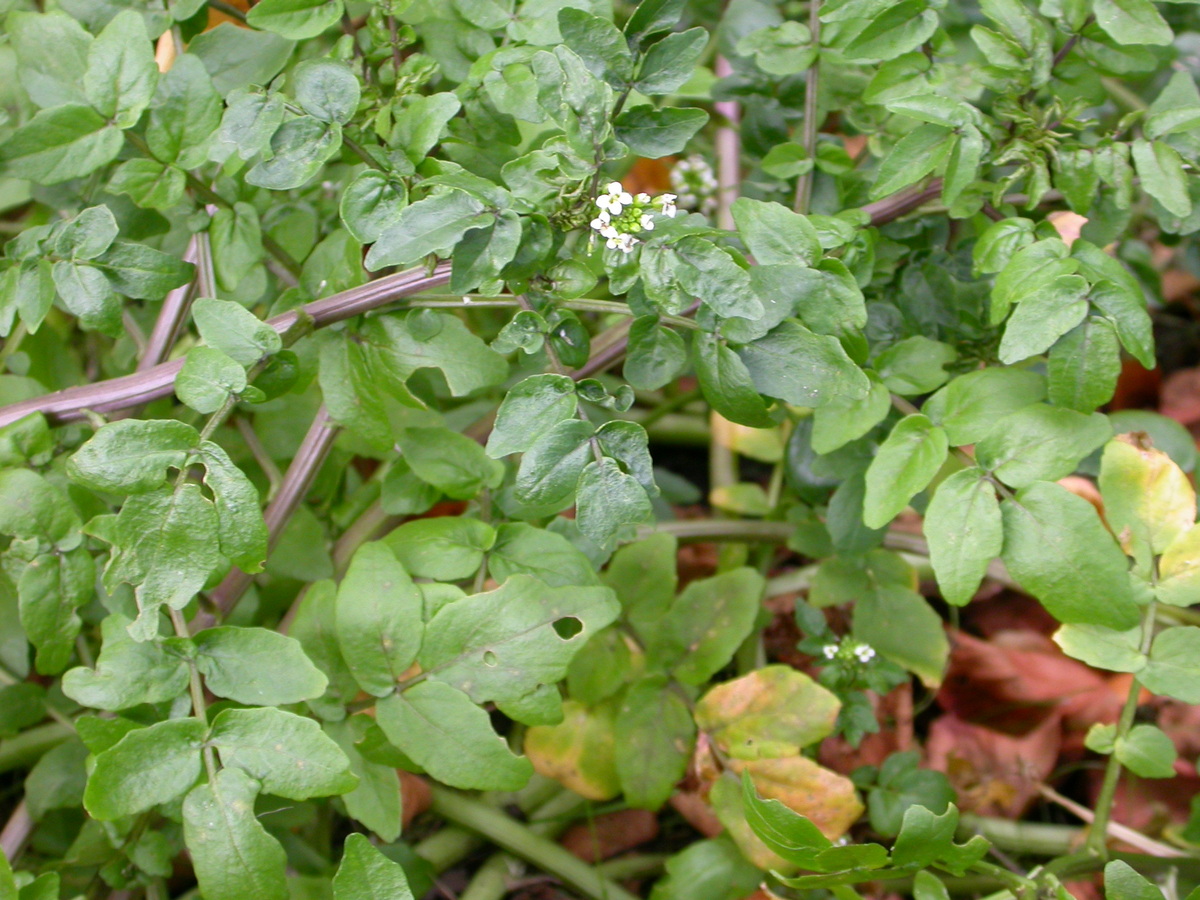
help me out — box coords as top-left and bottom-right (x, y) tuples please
(669, 155), (718, 215)
(821, 639), (876, 665)
(589, 182), (677, 253)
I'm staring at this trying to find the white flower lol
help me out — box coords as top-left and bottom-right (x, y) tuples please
(637, 192), (651, 203)
(854, 644), (876, 663)
(658, 193), (678, 217)
(606, 232), (638, 253)
(590, 213), (611, 232)
(604, 181), (633, 206)
(640, 214), (655, 231)
(822, 643), (839, 659)
(599, 224), (618, 239)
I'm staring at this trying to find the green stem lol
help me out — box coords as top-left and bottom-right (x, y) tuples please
(343, 134), (388, 173)
(0, 723), (72, 774)
(459, 853), (515, 900)
(428, 786), (641, 900)
(793, 0), (822, 214)
(207, 0), (247, 21)
(0, 323), (28, 373)
(170, 608), (218, 782)
(414, 826), (485, 873)
(1086, 599), (1158, 856)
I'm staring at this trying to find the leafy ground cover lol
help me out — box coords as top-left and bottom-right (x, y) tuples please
(3, 0), (1200, 898)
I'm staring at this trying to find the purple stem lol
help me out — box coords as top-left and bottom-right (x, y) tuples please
(0, 262), (453, 429)
(138, 235), (203, 372)
(197, 405), (339, 626)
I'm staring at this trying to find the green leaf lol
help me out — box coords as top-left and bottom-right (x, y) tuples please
(558, 8), (633, 83)
(0, 105), (122, 185)
(862, 415), (949, 529)
(1115, 724), (1177, 778)
(293, 59), (361, 124)
(891, 804), (988, 875)
(1104, 861), (1168, 900)
(84, 718), (205, 820)
(867, 751), (955, 838)
(924, 468), (1003, 606)
(91, 240), (195, 299)
(209, 202), (264, 293)
(246, 115), (342, 190)
(108, 159), (186, 209)
(738, 321), (870, 408)
(731, 198), (821, 267)
(194, 626), (328, 705)
(376, 682), (534, 790)
(876, 336), (957, 396)
(1094, 0), (1172, 46)
(1054, 623), (1146, 673)
(209, 707), (357, 800)
(614, 106), (708, 158)
(976, 404), (1111, 489)
(52, 260), (120, 335)
(145, 55), (222, 169)
(384, 517), (495, 581)
(1139, 626), (1200, 703)
(55, 206), (119, 262)
(842, 0), (939, 60)
(326, 718), (402, 842)
(736, 22), (816, 76)
(182, 767), (288, 900)
(17, 548), (95, 675)
(672, 238), (762, 320)
(85, 485), (221, 639)
(1132, 138), (1191, 218)
(196, 441), (267, 573)
(854, 583), (949, 686)
(739, 772), (830, 867)
(488, 523), (601, 588)
(216, 89), (287, 162)
(84, 10), (158, 128)
(246, 0), (345, 39)
(391, 93), (463, 167)
(187, 24), (295, 96)
(811, 372), (891, 454)
(192, 298), (281, 367)
(0, 468), (79, 544)
(625, 316), (688, 391)
(336, 542), (423, 697)
(334, 833), (414, 900)
(596, 420), (657, 495)
(418, 574), (620, 705)
(616, 674), (696, 809)
(625, 0), (686, 42)
(365, 191), (492, 270)
(649, 567), (764, 684)
(487, 373), (579, 458)
(8, 11), (92, 109)
(1089, 280), (1156, 371)
(514, 419), (594, 510)
(1047, 317), (1121, 412)
(340, 171), (409, 244)
(694, 332), (774, 428)
(925, 367), (1046, 445)
(397, 427), (505, 500)
(62, 613), (190, 710)
(635, 27), (708, 94)
(175, 347), (247, 414)
(871, 123), (952, 198)
(1000, 481), (1141, 629)
(575, 457), (654, 547)
(999, 274), (1089, 364)
(362, 311), (507, 398)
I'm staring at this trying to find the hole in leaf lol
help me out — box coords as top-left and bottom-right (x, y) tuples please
(552, 617), (583, 639)
(483, 650), (498, 667)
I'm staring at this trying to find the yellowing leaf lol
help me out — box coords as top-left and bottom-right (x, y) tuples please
(1157, 523), (1200, 607)
(694, 666), (840, 760)
(1100, 434), (1196, 554)
(524, 699), (620, 801)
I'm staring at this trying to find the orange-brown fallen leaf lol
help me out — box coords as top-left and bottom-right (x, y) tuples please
(399, 771), (432, 830)
(925, 713), (1060, 818)
(560, 810), (659, 863)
